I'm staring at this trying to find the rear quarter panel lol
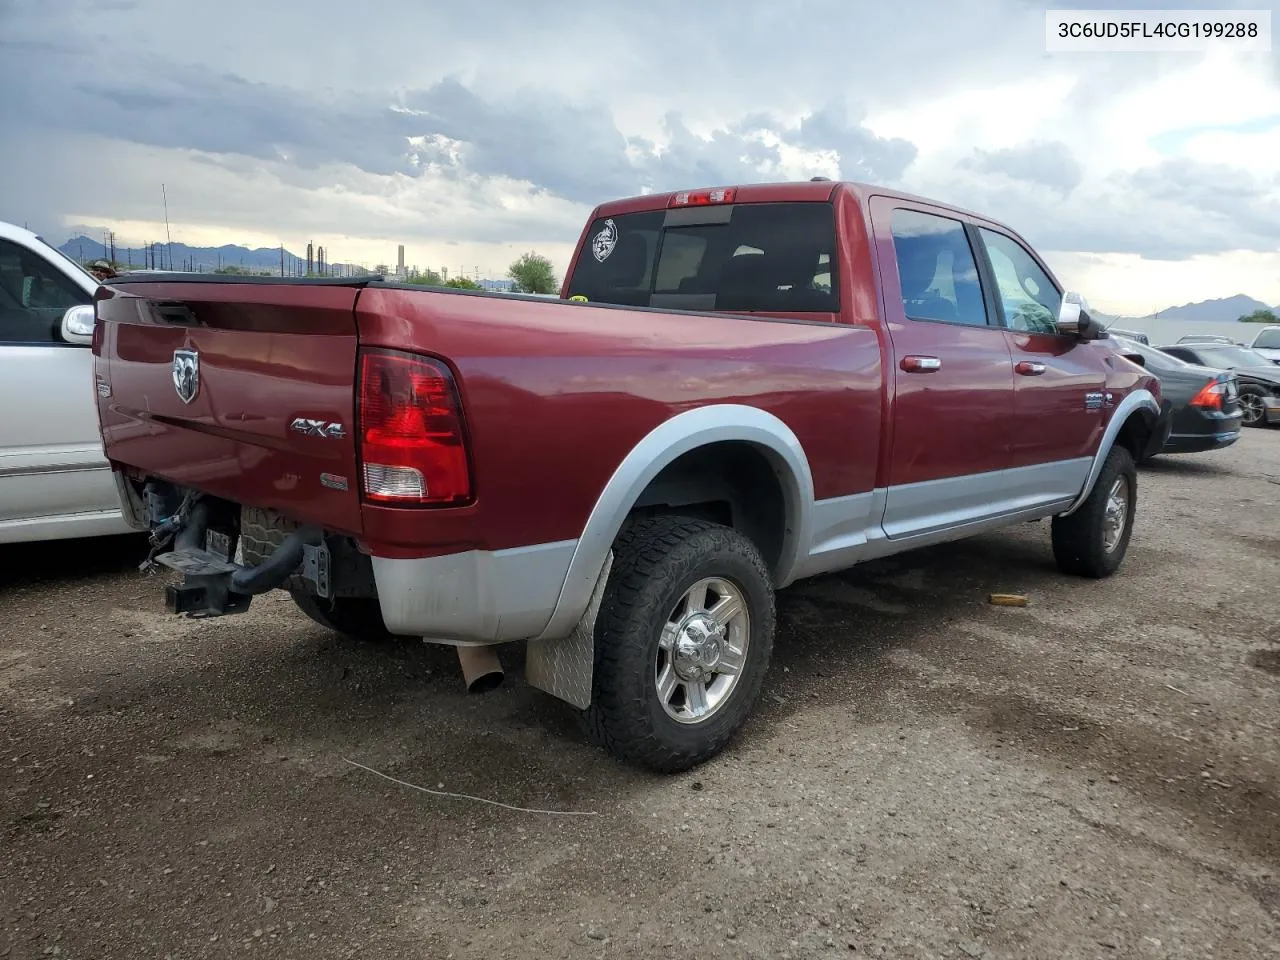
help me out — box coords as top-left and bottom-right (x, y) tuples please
(355, 288), (883, 555)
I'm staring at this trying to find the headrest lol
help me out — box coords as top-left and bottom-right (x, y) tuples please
(895, 237), (938, 300)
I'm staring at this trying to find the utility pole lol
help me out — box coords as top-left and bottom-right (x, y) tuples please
(280, 243), (285, 278)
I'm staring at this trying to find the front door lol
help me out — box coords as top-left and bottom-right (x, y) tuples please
(868, 198), (1015, 540)
(972, 225), (1105, 476)
(0, 238), (120, 537)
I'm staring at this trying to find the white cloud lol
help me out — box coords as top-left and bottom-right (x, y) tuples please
(1047, 250), (1280, 316)
(2, 0), (1279, 304)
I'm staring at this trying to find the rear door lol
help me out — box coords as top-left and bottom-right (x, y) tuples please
(972, 225), (1105, 474)
(867, 197), (1016, 539)
(95, 278), (366, 535)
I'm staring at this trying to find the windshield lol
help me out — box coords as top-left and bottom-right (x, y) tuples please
(1192, 345), (1268, 367)
(36, 236), (100, 285)
(566, 201), (839, 313)
(1254, 328), (1280, 349)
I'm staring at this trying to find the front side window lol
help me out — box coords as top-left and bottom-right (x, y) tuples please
(889, 209), (988, 326)
(566, 202), (839, 313)
(978, 228), (1062, 335)
(0, 239), (90, 344)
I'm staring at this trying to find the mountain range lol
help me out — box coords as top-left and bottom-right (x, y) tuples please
(56, 236), (1279, 322)
(57, 235), (362, 276)
(1096, 294), (1280, 325)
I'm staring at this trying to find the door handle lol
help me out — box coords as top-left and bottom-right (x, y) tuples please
(1015, 361), (1046, 376)
(901, 355), (942, 373)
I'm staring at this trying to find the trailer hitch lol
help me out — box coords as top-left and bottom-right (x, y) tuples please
(149, 504), (326, 618)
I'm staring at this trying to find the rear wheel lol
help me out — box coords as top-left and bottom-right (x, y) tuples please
(1051, 445), (1137, 579)
(1238, 386), (1267, 427)
(289, 592), (394, 639)
(239, 505), (393, 640)
(581, 516), (775, 773)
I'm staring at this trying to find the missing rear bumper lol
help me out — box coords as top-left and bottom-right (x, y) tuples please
(151, 506), (328, 618)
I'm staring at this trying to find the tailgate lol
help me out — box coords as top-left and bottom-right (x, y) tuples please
(95, 277), (367, 536)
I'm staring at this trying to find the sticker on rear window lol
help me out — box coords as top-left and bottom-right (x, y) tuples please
(592, 219), (618, 262)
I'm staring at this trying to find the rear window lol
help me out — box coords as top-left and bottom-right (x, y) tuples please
(1116, 340), (1186, 373)
(566, 202), (839, 313)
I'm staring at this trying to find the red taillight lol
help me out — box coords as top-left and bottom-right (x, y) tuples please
(668, 187), (736, 207)
(356, 349), (472, 506)
(1189, 377), (1227, 410)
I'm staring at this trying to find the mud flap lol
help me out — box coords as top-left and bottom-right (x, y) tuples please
(525, 551), (613, 710)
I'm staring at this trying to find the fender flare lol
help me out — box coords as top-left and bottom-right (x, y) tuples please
(530, 404), (815, 642)
(1061, 388), (1159, 517)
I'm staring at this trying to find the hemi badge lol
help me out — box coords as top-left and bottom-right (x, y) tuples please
(320, 473), (349, 491)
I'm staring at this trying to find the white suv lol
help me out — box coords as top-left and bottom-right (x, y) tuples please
(1250, 325), (1280, 365)
(0, 220), (131, 543)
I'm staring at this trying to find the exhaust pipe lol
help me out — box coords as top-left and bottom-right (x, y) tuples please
(456, 645), (504, 693)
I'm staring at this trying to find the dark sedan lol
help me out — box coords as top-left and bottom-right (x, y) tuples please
(1110, 337), (1243, 458)
(1157, 343), (1280, 427)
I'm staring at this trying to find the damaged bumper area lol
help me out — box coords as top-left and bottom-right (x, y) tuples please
(147, 499), (332, 618)
(140, 490), (606, 710)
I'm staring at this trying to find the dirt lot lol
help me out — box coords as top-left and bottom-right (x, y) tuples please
(3, 434), (1279, 960)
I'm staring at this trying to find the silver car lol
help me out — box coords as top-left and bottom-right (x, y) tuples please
(0, 220), (131, 543)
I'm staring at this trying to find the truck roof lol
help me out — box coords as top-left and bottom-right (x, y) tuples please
(592, 179), (988, 222)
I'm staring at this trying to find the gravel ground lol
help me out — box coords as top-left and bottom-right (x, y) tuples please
(3, 432), (1279, 960)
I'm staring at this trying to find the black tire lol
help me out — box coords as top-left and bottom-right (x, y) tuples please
(239, 505), (310, 594)
(1051, 445), (1137, 579)
(581, 515), (776, 773)
(290, 592), (395, 639)
(1238, 385), (1267, 427)
(240, 505), (394, 639)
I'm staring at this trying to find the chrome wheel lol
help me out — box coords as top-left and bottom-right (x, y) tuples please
(1101, 475), (1130, 553)
(1239, 392), (1265, 425)
(655, 577), (749, 724)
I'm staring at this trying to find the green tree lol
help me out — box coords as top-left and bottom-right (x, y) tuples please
(507, 252), (558, 294)
(1238, 308), (1280, 324)
(444, 276), (481, 290)
(405, 268), (444, 286)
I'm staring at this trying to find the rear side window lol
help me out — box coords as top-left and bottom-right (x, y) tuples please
(1118, 341), (1184, 373)
(566, 202), (839, 313)
(888, 210), (988, 327)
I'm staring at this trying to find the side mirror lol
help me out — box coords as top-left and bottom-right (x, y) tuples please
(60, 304), (95, 346)
(1056, 290), (1094, 338)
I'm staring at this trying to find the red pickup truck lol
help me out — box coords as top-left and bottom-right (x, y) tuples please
(93, 179), (1161, 772)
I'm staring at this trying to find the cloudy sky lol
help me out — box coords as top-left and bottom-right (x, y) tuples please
(2, 0), (1279, 313)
